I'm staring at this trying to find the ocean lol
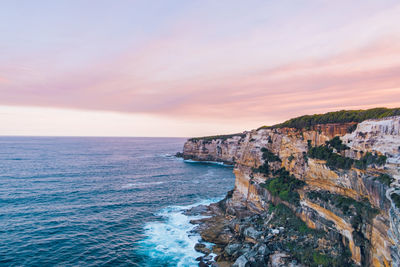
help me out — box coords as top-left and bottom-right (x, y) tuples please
(0, 137), (235, 266)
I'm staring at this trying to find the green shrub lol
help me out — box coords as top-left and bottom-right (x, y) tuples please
(270, 204), (311, 233)
(313, 252), (331, 266)
(392, 193), (400, 208)
(254, 147), (281, 175)
(306, 191), (378, 220)
(263, 168), (304, 205)
(374, 174), (393, 187)
(347, 124), (358, 133)
(307, 138), (386, 170)
(278, 190), (289, 200)
(308, 144), (354, 170)
(354, 152), (387, 170)
(258, 107), (400, 130)
(326, 136), (349, 152)
(261, 147), (281, 162)
(254, 163), (270, 175)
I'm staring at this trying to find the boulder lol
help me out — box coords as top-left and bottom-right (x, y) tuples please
(184, 205), (208, 216)
(243, 227), (262, 240)
(232, 255), (248, 267)
(225, 243), (242, 256)
(195, 243), (211, 255)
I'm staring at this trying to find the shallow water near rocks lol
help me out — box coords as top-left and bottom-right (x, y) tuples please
(0, 137), (235, 266)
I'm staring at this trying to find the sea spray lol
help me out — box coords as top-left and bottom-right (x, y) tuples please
(138, 198), (223, 267)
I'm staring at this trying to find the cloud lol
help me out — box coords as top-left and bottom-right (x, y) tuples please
(2, 39), (400, 125)
(1, 2), (400, 127)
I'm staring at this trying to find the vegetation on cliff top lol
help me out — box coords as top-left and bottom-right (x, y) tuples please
(258, 107), (400, 130)
(188, 107), (400, 142)
(188, 133), (246, 143)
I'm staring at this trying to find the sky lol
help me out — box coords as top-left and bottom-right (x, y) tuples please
(1, 0), (400, 137)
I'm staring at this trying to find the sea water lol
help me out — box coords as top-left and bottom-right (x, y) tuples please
(0, 137), (235, 266)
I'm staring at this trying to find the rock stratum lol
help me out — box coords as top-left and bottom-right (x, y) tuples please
(181, 115), (400, 267)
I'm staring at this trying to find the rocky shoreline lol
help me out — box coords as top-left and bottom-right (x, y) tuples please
(186, 191), (353, 267)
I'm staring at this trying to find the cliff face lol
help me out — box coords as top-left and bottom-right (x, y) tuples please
(182, 135), (245, 165)
(183, 116), (400, 266)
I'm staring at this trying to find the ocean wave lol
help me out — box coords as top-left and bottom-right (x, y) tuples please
(138, 198), (223, 267)
(160, 153), (174, 158)
(121, 181), (164, 189)
(183, 159), (233, 167)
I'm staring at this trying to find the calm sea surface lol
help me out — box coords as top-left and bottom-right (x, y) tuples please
(0, 137), (235, 266)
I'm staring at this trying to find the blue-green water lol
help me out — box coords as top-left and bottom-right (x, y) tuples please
(0, 137), (235, 266)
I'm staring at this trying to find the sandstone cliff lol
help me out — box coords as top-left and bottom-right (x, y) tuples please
(182, 116), (400, 267)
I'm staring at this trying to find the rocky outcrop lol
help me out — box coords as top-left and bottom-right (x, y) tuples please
(181, 134), (246, 165)
(342, 117), (400, 160)
(182, 116), (400, 266)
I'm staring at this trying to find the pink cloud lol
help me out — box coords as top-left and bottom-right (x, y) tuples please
(1, 33), (400, 126)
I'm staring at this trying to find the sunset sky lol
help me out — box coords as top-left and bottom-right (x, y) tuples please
(1, 0), (400, 137)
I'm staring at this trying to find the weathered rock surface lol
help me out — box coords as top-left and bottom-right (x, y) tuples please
(182, 116), (400, 266)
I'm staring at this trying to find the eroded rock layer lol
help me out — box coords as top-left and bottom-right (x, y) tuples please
(183, 116), (400, 266)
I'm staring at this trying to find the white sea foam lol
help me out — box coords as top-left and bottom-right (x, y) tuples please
(183, 159), (233, 167)
(160, 153), (174, 158)
(139, 198), (223, 266)
(121, 181), (164, 189)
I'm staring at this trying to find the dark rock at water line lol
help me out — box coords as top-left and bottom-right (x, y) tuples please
(175, 152), (184, 158)
(195, 243), (211, 255)
(184, 204), (209, 216)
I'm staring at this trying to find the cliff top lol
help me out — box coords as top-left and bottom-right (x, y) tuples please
(187, 107), (400, 143)
(258, 107), (400, 130)
(188, 133), (246, 142)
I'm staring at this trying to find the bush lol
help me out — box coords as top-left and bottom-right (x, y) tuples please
(392, 193), (400, 208)
(261, 147), (281, 162)
(308, 145), (354, 170)
(263, 168), (305, 205)
(326, 136), (349, 152)
(354, 152), (387, 170)
(308, 138), (386, 170)
(306, 191), (378, 220)
(254, 163), (270, 175)
(374, 174), (393, 187)
(254, 147), (281, 175)
(347, 124), (358, 133)
(258, 107), (400, 130)
(270, 204), (311, 233)
(313, 252), (331, 266)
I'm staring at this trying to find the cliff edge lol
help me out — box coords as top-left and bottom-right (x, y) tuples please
(182, 111), (400, 267)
